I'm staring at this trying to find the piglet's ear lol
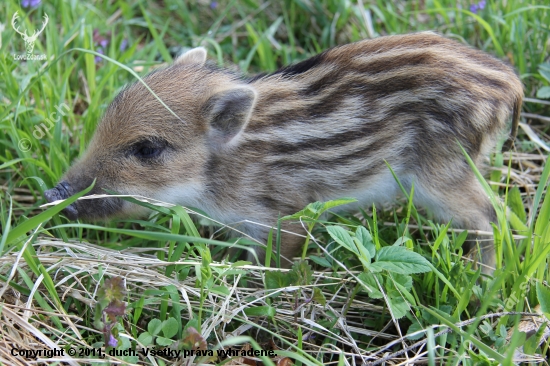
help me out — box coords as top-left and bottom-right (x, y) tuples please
(174, 47), (207, 66)
(204, 86), (257, 148)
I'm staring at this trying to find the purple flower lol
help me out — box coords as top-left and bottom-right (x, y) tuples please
(22, 0), (41, 8)
(99, 39), (109, 48)
(95, 48), (104, 63)
(120, 39), (128, 52)
(470, 1), (486, 13)
(107, 334), (118, 348)
(210, 1), (218, 9)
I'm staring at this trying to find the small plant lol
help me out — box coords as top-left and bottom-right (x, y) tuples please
(537, 62), (550, 99)
(137, 317), (179, 347)
(94, 277), (127, 348)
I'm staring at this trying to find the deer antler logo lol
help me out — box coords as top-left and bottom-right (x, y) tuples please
(11, 11), (49, 57)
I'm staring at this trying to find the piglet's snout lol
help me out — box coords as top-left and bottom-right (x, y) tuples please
(44, 181), (79, 220)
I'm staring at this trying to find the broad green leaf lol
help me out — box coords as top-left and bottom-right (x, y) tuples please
(357, 272), (383, 299)
(321, 197), (357, 211)
(327, 226), (357, 254)
(406, 321), (425, 340)
(281, 198), (356, 221)
(148, 319), (162, 336)
(387, 295), (410, 319)
(219, 269), (248, 276)
(244, 306), (276, 318)
(309, 255), (332, 268)
(536, 86), (550, 99)
(355, 226), (375, 258)
(393, 236), (412, 247)
(137, 332), (152, 346)
(155, 336), (174, 346)
(312, 287), (327, 306)
(264, 271), (290, 290)
(388, 273), (413, 291)
(289, 260), (313, 286)
(539, 63), (550, 81)
(280, 201), (323, 220)
(371, 246), (431, 274)
(211, 286), (230, 296)
(231, 260), (252, 267)
(391, 283), (416, 306)
(162, 318), (179, 339)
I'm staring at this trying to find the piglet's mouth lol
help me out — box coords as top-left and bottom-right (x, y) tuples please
(43, 181), (79, 220)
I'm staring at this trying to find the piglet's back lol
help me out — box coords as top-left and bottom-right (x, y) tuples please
(239, 32), (522, 200)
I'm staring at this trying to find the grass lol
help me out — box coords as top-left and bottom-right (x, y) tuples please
(1, 0), (550, 364)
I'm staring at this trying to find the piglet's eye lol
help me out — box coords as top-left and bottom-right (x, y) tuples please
(132, 139), (167, 159)
(136, 146), (161, 158)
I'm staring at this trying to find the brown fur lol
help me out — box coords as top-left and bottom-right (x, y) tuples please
(44, 32), (523, 272)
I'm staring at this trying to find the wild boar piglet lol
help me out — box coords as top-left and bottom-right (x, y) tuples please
(45, 32), (523, 272)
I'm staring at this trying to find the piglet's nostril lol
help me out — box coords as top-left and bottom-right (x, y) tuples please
(44, 181), (72, 203)
(44, 187), (62, 203)
(43, 181), (79, 220)
(57, 181), (72, 198)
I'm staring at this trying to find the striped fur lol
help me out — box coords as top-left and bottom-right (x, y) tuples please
(44, 32), (523, 272)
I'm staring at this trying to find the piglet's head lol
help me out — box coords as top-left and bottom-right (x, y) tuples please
(44, 47), (257, 220)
